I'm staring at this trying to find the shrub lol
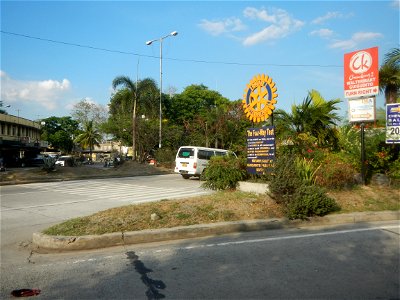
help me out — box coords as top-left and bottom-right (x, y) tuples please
(155, 148), (176, 166)
(286, 185), (340, 220)
(388, 158), (400, 180)
(315, 153), (357, 189)
(295, 157), (320, 185)
(201, 156), (247, 190)
(268, 154), (303, 205)
(42, 156), (56, 173)
(369, 148), (393, 174)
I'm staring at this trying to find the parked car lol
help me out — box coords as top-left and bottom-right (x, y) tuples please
(55, 156), (73, 167)
(26, 156), (45, 167)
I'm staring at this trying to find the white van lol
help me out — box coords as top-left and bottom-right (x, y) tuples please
(175, 146), (234, 179)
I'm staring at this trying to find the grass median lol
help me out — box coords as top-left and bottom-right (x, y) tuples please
(43, 185), (400, 236)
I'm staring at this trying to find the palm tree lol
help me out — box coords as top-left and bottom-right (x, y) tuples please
(75, 120), (101, 161)
(112, 76), (158, 160)
(274, 90), (341, 148)
(384, 47), (400, 66)
(379, 47), (400, 104)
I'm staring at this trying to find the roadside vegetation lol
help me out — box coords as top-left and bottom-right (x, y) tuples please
(43, 185), (399, 236)
(20, 47), (400, 235)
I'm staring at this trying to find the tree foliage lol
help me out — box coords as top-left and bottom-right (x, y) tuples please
(274, 90), (341, 150)
(0, 101), (9, 114)
(379, 47), (400, 104)
(108, 76), (158, 160)
(74, 120), (102, 158)
(40, 116), (80, 153)
(70, 98), (108, 128)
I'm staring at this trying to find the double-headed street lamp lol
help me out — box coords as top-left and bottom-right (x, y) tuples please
(146, 31), (178, 149)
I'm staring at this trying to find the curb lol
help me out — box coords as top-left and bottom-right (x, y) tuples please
(32, 210), (400, 252)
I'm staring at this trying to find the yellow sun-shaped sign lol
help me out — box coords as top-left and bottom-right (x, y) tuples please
(242, 74), (278, 123)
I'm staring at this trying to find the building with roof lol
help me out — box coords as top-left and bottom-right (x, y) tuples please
(0, 113), (48, 167)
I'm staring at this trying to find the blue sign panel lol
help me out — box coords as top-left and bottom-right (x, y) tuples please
(246, 126), (275, 175)
(386, 103), (400, 144)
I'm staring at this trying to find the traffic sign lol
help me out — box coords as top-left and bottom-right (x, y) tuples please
(348, 97), (376, 123)
(344, 47), (379, 99)
(386, 103), (400, 144)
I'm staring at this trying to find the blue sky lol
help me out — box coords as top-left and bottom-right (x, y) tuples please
(1, 0), (399, 121)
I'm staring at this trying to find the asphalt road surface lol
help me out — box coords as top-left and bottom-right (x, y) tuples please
(1, 221), (399, 299)
(0, 175), (211, 275)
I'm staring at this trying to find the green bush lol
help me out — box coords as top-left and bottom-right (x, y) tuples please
(287, 185), (340, 220)
(201, 156), (247, 190)
(315, 153), (357, 189)
(268, 154), (303, 205)
(155, 148), (176, 165)
(388, 158), (400, 180)
(42, 156), (56, 173)
(295, 157), (320, 185)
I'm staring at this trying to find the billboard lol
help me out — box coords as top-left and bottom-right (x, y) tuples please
(348, 97), (376, 123)
(246, 126), (275, 175)
(344, 46), (379, 99)
(386, 103), (400, 144)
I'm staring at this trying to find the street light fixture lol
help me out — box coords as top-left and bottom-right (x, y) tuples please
(146, 31), (178, 149)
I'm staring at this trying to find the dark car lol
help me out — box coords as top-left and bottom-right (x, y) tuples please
(24, 155), (45, 167)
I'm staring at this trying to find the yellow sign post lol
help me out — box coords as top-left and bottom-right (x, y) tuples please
(243, 74), (278, 175)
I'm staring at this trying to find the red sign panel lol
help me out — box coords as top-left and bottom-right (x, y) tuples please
(344, 46), (379, 99)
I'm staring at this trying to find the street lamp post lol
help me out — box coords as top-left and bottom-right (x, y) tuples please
(146, 31), (178, 149)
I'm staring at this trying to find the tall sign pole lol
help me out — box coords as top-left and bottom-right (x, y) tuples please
(242, 74), (278, 175)
(344, 46), (379, 185)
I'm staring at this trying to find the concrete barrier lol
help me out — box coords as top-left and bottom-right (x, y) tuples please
(237, 181), (269, 194)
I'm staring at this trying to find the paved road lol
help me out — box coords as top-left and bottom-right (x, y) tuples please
(0, 174), (211, 263)
(1, 221), (399, 299)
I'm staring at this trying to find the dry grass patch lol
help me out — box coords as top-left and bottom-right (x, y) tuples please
(42, 185), (399, 237)
(328, 185), (400, 213)
(43, 191), (283, 236)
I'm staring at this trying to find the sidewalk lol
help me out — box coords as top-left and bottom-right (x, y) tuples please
(33, 210), (400, 252)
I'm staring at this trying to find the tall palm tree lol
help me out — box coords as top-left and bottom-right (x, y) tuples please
(379, 47), (400, 104)
(75, 120), (101, 161)
(112, 76), (158, 160)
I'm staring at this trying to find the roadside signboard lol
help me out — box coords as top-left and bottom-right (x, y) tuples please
(246, 126), (275, 175)
(386, 103), (400, 144)
(344, 47), (379, 99)
(348, 97), (376, 123)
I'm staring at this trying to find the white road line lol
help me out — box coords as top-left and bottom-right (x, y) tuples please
(22, 224), (400, 270)
(196, 225), (400, 249)
(0, 184), (210, 211)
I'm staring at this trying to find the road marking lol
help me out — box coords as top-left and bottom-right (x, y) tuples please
(23, 224), (399, 270)
(0, 181), (211, 211)
(190, 225), (400, 249)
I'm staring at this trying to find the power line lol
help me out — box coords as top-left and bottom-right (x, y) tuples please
(1, 30), (343, 68)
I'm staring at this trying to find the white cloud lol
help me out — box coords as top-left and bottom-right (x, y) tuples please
(198, 7), (304, 46)
(329, 32), (383, 50)
(198, 17), (246, 36)
(311, 11), (353, 25)
(243, 7), (277, 23)
(0, 71), (71, 110)
(391, 0), (399, 9)
(312, 12), (343, 25)
(309, 28), (334, 38)
(242, 7), (304, 46)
